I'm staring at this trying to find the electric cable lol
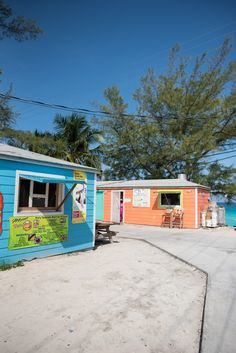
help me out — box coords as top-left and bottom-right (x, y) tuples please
(1, 92), (236, 123)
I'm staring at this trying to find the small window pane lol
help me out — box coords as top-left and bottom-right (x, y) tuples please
(19, 179), (30, 207)
(33, 181), (46, 195)
(32, 197), (46, 207)
(48, 183), (57, 207)
(161, 193), (180, 206)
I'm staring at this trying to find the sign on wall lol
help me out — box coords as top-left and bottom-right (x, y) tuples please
(9, 215), (68, 250)
(133, 189), (150, 207)
(74, 170), (87, 182)
(72, 171), (87, 223)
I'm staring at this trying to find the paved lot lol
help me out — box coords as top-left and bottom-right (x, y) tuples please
(113, 224), (236, 353)
(0, 238), (205, 353)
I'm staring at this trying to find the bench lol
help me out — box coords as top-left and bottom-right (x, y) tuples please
(95, 221), (117, 243)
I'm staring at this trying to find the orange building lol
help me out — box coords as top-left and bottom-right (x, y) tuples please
(96, 177), (210, 229)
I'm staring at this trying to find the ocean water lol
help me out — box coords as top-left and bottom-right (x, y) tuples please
(219, 203), (236, 227)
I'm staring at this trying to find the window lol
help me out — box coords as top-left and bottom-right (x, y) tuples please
(158, 191), (182, 208)
(18, 178), (62, 212)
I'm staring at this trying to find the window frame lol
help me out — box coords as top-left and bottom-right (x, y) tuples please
(157, 190), (183, 209)
(14, 170), (65, 216)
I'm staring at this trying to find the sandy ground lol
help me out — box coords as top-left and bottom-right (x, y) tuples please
(0, 238), (206, 353)
(114, 225), (236, 353)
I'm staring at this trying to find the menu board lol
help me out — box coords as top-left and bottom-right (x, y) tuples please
(133, 189), (150, 207)
(9, 215), (68, 250)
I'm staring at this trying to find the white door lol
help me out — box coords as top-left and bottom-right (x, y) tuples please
(112, 191), (120, 223)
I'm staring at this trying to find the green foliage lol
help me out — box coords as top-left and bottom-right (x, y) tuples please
(0, 1), (42, 130)
(99, 40), (236, 198)
(54, 114), (103, 168)
(0, 260), (24, 271)
(0, 0), (42, 41)
(0, 78), (16, 130)
(1, 114), (103, 169)
(99, 87), (139, 179)
(201, 163), (236, 202)
(0, 128), (64, 156)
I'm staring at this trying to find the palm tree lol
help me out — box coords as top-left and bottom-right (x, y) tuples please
(54, 113), (103, 168)
(1, 128), (64, 157)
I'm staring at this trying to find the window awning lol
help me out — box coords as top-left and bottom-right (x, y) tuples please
(20, 174), (85, 184)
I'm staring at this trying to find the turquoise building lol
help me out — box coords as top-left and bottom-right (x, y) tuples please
(0, 144), (98, 264)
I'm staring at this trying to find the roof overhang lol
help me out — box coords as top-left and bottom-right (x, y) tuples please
(0, 153), (100, 174)
(97, 184), (210, 190)
(20, 174), (85, 184)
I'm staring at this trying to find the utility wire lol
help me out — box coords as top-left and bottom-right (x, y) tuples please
(132, 19), (236, 65)
(205, 149), (236, 158)
(1, 93), (236, 123)
(0, 92), (146, 119)
(209, 153), (236, 163)
(200, 153), (236, 164)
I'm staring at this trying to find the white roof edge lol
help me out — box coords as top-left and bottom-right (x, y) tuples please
(97, 185), (210, 189)
(0, 144), (99, 173)
(97, 179), (210, 189)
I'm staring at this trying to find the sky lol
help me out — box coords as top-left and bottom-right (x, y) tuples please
(1, 0), (236, 167)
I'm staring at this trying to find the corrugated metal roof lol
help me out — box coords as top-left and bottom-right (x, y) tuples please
(0, 143), (98, 173)
(97, 179), (209, 189)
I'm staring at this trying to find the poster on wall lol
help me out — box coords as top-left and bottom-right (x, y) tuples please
(72, 171), (87, 224)
(74, 170), (87, 182)
(133, 189), (150, 207)
(9, 215), (68, 250)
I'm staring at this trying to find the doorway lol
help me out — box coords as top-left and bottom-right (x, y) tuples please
(111, 191), (124, 223)
(96, 190), (104, 221)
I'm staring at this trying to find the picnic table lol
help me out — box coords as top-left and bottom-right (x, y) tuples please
(95, 221), (117, 242)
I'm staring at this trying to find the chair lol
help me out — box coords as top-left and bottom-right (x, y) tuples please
(161, 209), (173, 228)
(172, 208), (184, 228)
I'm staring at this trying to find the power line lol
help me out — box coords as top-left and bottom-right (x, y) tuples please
(205, 149), (236, 158)
(201, 153), (236, 164)
(211, 153), (236, 163)
(122, 22), (236, 87)
(131, 19), (236, 66)
(181, 19), (236, 45)
(1, 93), (236, 124)
(182, 29), (236, 53)
(0, 92), (147, 119)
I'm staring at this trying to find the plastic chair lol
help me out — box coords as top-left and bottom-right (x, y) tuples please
(172, 208), (184, 228)
(161, 209), (173, 228)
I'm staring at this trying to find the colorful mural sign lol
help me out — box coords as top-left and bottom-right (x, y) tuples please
(9, 215), (68, 250)
(72, 171), (87, 224)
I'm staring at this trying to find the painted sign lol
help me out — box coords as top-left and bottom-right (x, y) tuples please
(9, 215), (68, 250)
(72, 171), (87, 223)
(74, 170), (87, 182)
(133, 189), (150, 207)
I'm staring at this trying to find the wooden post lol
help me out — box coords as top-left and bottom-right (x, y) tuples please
(56, 184), (77, 211)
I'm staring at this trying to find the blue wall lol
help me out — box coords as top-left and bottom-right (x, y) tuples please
(0, 158), (95, 264)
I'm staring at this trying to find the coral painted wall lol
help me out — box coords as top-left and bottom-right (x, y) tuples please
(100, 187), (209, 229)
